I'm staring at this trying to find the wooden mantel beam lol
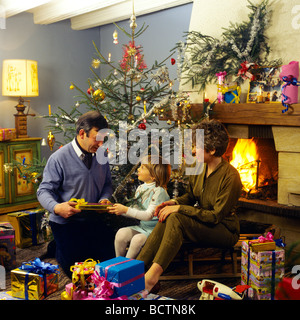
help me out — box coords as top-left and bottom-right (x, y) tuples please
(190, 103), (300, 127)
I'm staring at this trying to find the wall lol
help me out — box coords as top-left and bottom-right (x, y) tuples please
(185, 0), (300, 102)
(0, 12), (99, 159)
(0, 4), (193, 159)
(98, 4), (193, 88)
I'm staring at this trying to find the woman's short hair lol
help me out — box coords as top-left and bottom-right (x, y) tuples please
(193, 119), (229, 157)
(76, 111), (108, 136)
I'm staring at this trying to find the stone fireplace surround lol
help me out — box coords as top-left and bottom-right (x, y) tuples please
(206, 102), (300, 208)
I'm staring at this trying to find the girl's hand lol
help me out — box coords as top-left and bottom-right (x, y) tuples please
(107, 203), (128, 215)
(157, 205), (180, 222)
(154, 200), (176, 217)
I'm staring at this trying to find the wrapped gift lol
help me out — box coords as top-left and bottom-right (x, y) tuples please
(223, 83), (241, 104)
(7, 209), (45, 248)
(241, 240), (285, 300)
(61, 283), (93, 300)
(0, 128), (16, 141)
(95, 257), (144, 298)
(11, 258), (59, 300)
(0, 222), (16, 270)
(248, 232), (276, 252)
(70, 258), (98, 291)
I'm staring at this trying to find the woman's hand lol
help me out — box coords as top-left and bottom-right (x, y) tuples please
(107, 203), (128, 215)
(156, 203), (180, 222)
(154, 200), (176, 217)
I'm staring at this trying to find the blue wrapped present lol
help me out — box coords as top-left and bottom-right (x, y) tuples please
(224, 89), (240, 103)
(95, 257), (144, 298)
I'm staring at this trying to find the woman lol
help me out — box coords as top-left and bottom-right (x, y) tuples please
(136, 119), (242, 293)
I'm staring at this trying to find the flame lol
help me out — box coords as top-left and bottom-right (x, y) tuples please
(230, 139), (259, 192)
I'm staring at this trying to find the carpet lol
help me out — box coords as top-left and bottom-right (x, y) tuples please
(2, 241), (241, 300)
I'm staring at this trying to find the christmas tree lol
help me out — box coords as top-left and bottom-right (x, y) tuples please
(40, 11), (197, 203)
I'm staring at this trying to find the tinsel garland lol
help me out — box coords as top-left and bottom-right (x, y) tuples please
(175, 0), (281, 91)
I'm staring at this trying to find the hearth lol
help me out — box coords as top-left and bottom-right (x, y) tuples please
(224, 135), (278, 201)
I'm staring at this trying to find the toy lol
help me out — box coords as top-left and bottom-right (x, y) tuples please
(198, 279), (250, 300)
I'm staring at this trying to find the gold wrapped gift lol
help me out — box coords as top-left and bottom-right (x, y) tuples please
(11, 259), (59, 300)
(7, 209), (45, 248)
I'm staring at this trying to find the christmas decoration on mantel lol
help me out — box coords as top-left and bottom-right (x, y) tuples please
(174, 0), (281, 93)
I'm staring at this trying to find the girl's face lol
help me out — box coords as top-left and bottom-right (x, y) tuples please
(137, 164), (154, 184)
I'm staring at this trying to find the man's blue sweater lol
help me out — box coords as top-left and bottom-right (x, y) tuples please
(37, 141), (112, 224)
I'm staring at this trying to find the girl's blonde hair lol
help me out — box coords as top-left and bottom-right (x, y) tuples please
(141, 155), (171, 189)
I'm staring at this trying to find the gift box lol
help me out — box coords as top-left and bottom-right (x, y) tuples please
(11, 258), (59, 300)
(70, 258), (98, 291)
(0, 128), (16, 141)
(95, 257), (144, 298)
(7, 209), (45, 248)
(241, 240), (285, 300)
(0, 222), (16, 270)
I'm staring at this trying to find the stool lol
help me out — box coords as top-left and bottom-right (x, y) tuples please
(159, 233), (261, 281)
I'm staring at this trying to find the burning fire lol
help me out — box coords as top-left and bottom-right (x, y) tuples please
(230, 139), (260, 192)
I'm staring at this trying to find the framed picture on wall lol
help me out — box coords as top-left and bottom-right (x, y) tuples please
(247, 66), (282, 103)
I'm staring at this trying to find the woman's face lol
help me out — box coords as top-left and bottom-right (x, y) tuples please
(192, 145), (215, 163)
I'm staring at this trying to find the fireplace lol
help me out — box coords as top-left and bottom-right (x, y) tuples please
(224, 133), (278, 201)
(189, 102), (300, 218)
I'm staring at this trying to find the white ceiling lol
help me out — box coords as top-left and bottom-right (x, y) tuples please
(2, 0), (193, 30)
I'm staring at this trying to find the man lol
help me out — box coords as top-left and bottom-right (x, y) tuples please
(37, 111), (114, 277)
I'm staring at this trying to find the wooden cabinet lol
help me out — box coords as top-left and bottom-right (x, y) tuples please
(0, 138), (41, 214)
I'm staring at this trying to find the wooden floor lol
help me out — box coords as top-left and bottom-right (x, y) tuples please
(2, 243), (241, 300)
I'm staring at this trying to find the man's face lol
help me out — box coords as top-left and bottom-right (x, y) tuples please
(78, 127), (103, 153)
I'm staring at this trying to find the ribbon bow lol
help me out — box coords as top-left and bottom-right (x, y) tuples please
(238, 61), (256, 80)
(281, 75), (300, 113)
(20, 258), (59, 274)
(90, 270), (128, 300)
(258, 231), (274, 243)
(70, 258), (98, 286)
(69, 198), (88, 209)
(216, 71), (227, 78)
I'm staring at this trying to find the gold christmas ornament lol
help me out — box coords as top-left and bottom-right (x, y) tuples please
(93, 89), (106, 101)
(47, 131), (55, 151)
(91, 59), (101, 69)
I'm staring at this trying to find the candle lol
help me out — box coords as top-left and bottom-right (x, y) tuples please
(48, 104), (51, 116)
(108, 53), (111, 62)
(134, 55), (138, 68)
(144, 101), (147, 114)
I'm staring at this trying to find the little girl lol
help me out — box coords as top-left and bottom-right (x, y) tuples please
(108, 155), (171, 259)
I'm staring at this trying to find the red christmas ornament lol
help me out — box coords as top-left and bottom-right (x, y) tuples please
(171, 58), (176, 65)
(138, 123), (146, 130)
(87, 87), (94, 95)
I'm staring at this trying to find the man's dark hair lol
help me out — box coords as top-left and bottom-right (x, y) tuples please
(75, 111), (108, 136)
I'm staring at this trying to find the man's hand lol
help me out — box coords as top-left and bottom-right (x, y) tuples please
(54, 201), (81, 219)
(154, 200), (177, 217)
(107, 203), (128, 215)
